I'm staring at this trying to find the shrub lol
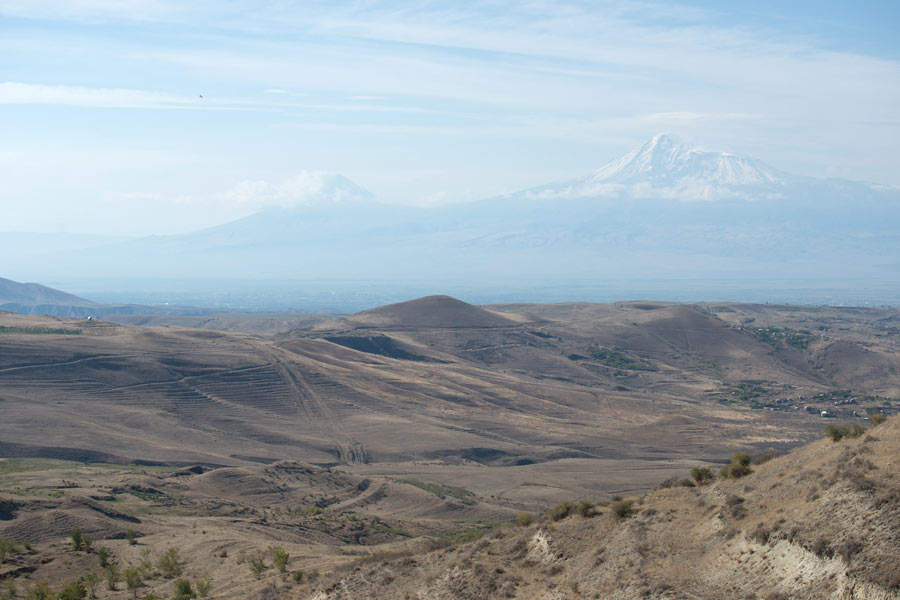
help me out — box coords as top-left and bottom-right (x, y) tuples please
(271, 547), (289, 573)
(58, 580), (87, 600)
(125, 530), (139, 546)
(70, 529), (84, 551)
(869, 413), (887, 426)
(835, 538), (862, 562)
(610, 499), (634, 519)
(827, 424), (866, 442)
(157, 547), (183, 579)
(547, 502), (575, 521)
(82, 572), (100, 599)
(0, 539), (16, 564)
(173, 579), (194, 600)
(721, 453), (752, 479)
(104, 564), (120, 591)
(576, 500), (594, 517)
(752, 449), (779, 465)
(81, 535), (92, 554)
(811, 537), (832, 558)
(291, 570), (304, 583)
(248, 550), (267, 579)
(25, 581), (55, 600)
(95, 546), (111, 568)
(515, 512), (534, 526)
(195, 574), (212, 598)
(123, 568), (143, 598)
(690, 467), (714, 484)
(724, 494), (746, 519)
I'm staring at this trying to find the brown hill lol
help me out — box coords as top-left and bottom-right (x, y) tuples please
(308, 415), (900, 599)
(314, 295), (522, 330)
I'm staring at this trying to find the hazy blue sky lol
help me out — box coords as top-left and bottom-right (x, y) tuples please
(2, 0), (898, 235)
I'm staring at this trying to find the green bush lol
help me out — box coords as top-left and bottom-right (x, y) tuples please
(125, 530), (139, 546)
(516, 512), (535, 526)
(690, 467), (714, 484)
(195, 575), (211, 598)
(25, 581), (55, 600)
(95, 547), (111, 568)
(547, 502), (575, 521)
(826, 424), (866, 442)
(123, 568), (143, 598)
(248, 550), (267, 579)
(721, 453), (752, 479)
(173, 579), (194, 600)
(271, 547), (289, 573)
(82, 572), (99, 599)
(576, 500), (594, 517)
(610, 499), (634, 519)
(70, 529), (83, 552)
(104, 564), (120, 591)
(157, 548), (183, 579)
(58, 580), (86, 600)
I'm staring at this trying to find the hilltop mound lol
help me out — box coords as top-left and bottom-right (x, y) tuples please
(317, 295), (521, 330)
(308, 416), (900, 599)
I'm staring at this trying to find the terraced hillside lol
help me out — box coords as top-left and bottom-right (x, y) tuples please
(1, 297), (898, 503)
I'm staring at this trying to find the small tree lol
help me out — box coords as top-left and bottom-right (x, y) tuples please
(81, 535), (93, 554)
(515, 512), (535, 526)
(157, 547), (183, 579)
(271, 547), (290, 573)
(58, 580), (87, 600)
(721, 453), (752, 479)
(125, 530), (139, 546)
(137, 548), (155, 579)
(104, 564), (120, 591)
(173, 579), (194, 600)
(96, 546), (111, 568)
(82, 572), (100, 599)
(248, 550), (267, 579)
(25, 581), (55, 600)
(611, 499), (634, 519)
(195, 574), (212, 598)
(691, 466), (714, 484)
(123, 568), (143, 598)
(70, 529), (84, 551)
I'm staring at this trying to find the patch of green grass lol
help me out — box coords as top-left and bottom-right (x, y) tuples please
(400, 479), (477, 505)
(589, 348), (657, 371)
(370, 523), (415, 538)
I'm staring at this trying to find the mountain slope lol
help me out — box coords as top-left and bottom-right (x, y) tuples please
(309, 415), (900, 599)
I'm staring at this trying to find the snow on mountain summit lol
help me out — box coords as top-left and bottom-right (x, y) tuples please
(590, 133), (787, 187)
(519, 134), (800, 202)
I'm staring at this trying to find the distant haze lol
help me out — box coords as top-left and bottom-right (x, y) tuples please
(1, 2), (899, 236)
(3, 134), (899, 310)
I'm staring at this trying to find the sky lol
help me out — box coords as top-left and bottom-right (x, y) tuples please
(1, 0), (899, 235)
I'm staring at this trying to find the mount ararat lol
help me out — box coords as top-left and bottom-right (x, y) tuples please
(7, 134), (899, 292)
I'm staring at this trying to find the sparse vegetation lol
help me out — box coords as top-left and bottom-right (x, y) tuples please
(0, 539), (16, 564)
(690, 466), (714, 484)
(868, 413), (887, 426)
(104, 564), (120, 591)
(826, 423), (866, 442)
(25, 581), (55, 600)
(721, 453), (753, 479)
(157, 547), (183, 579)
(516, 512), (535, 526)
(173, 579), (194, 600)
(123, 568), (143, 598)
(589, 347), (657, 371)
(576, 500), (594, 517)
(125, 529), (139, 545)
(82, 573), (99, 599)
(95, 546), (111, 568)
(70, 529), (83, 552)
(547, 501), (575, 521)
(400, 479), (477, 505)
(58, 580), (86, 600)
(247, 549), (267, 579)
(610, 499), (634, 519)
(195, 574), (211, 598)
(271, 546), (290, 573)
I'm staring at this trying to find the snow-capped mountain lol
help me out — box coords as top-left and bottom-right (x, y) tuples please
(516, 133), (805, 202)
(8, 135), (900, 286)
